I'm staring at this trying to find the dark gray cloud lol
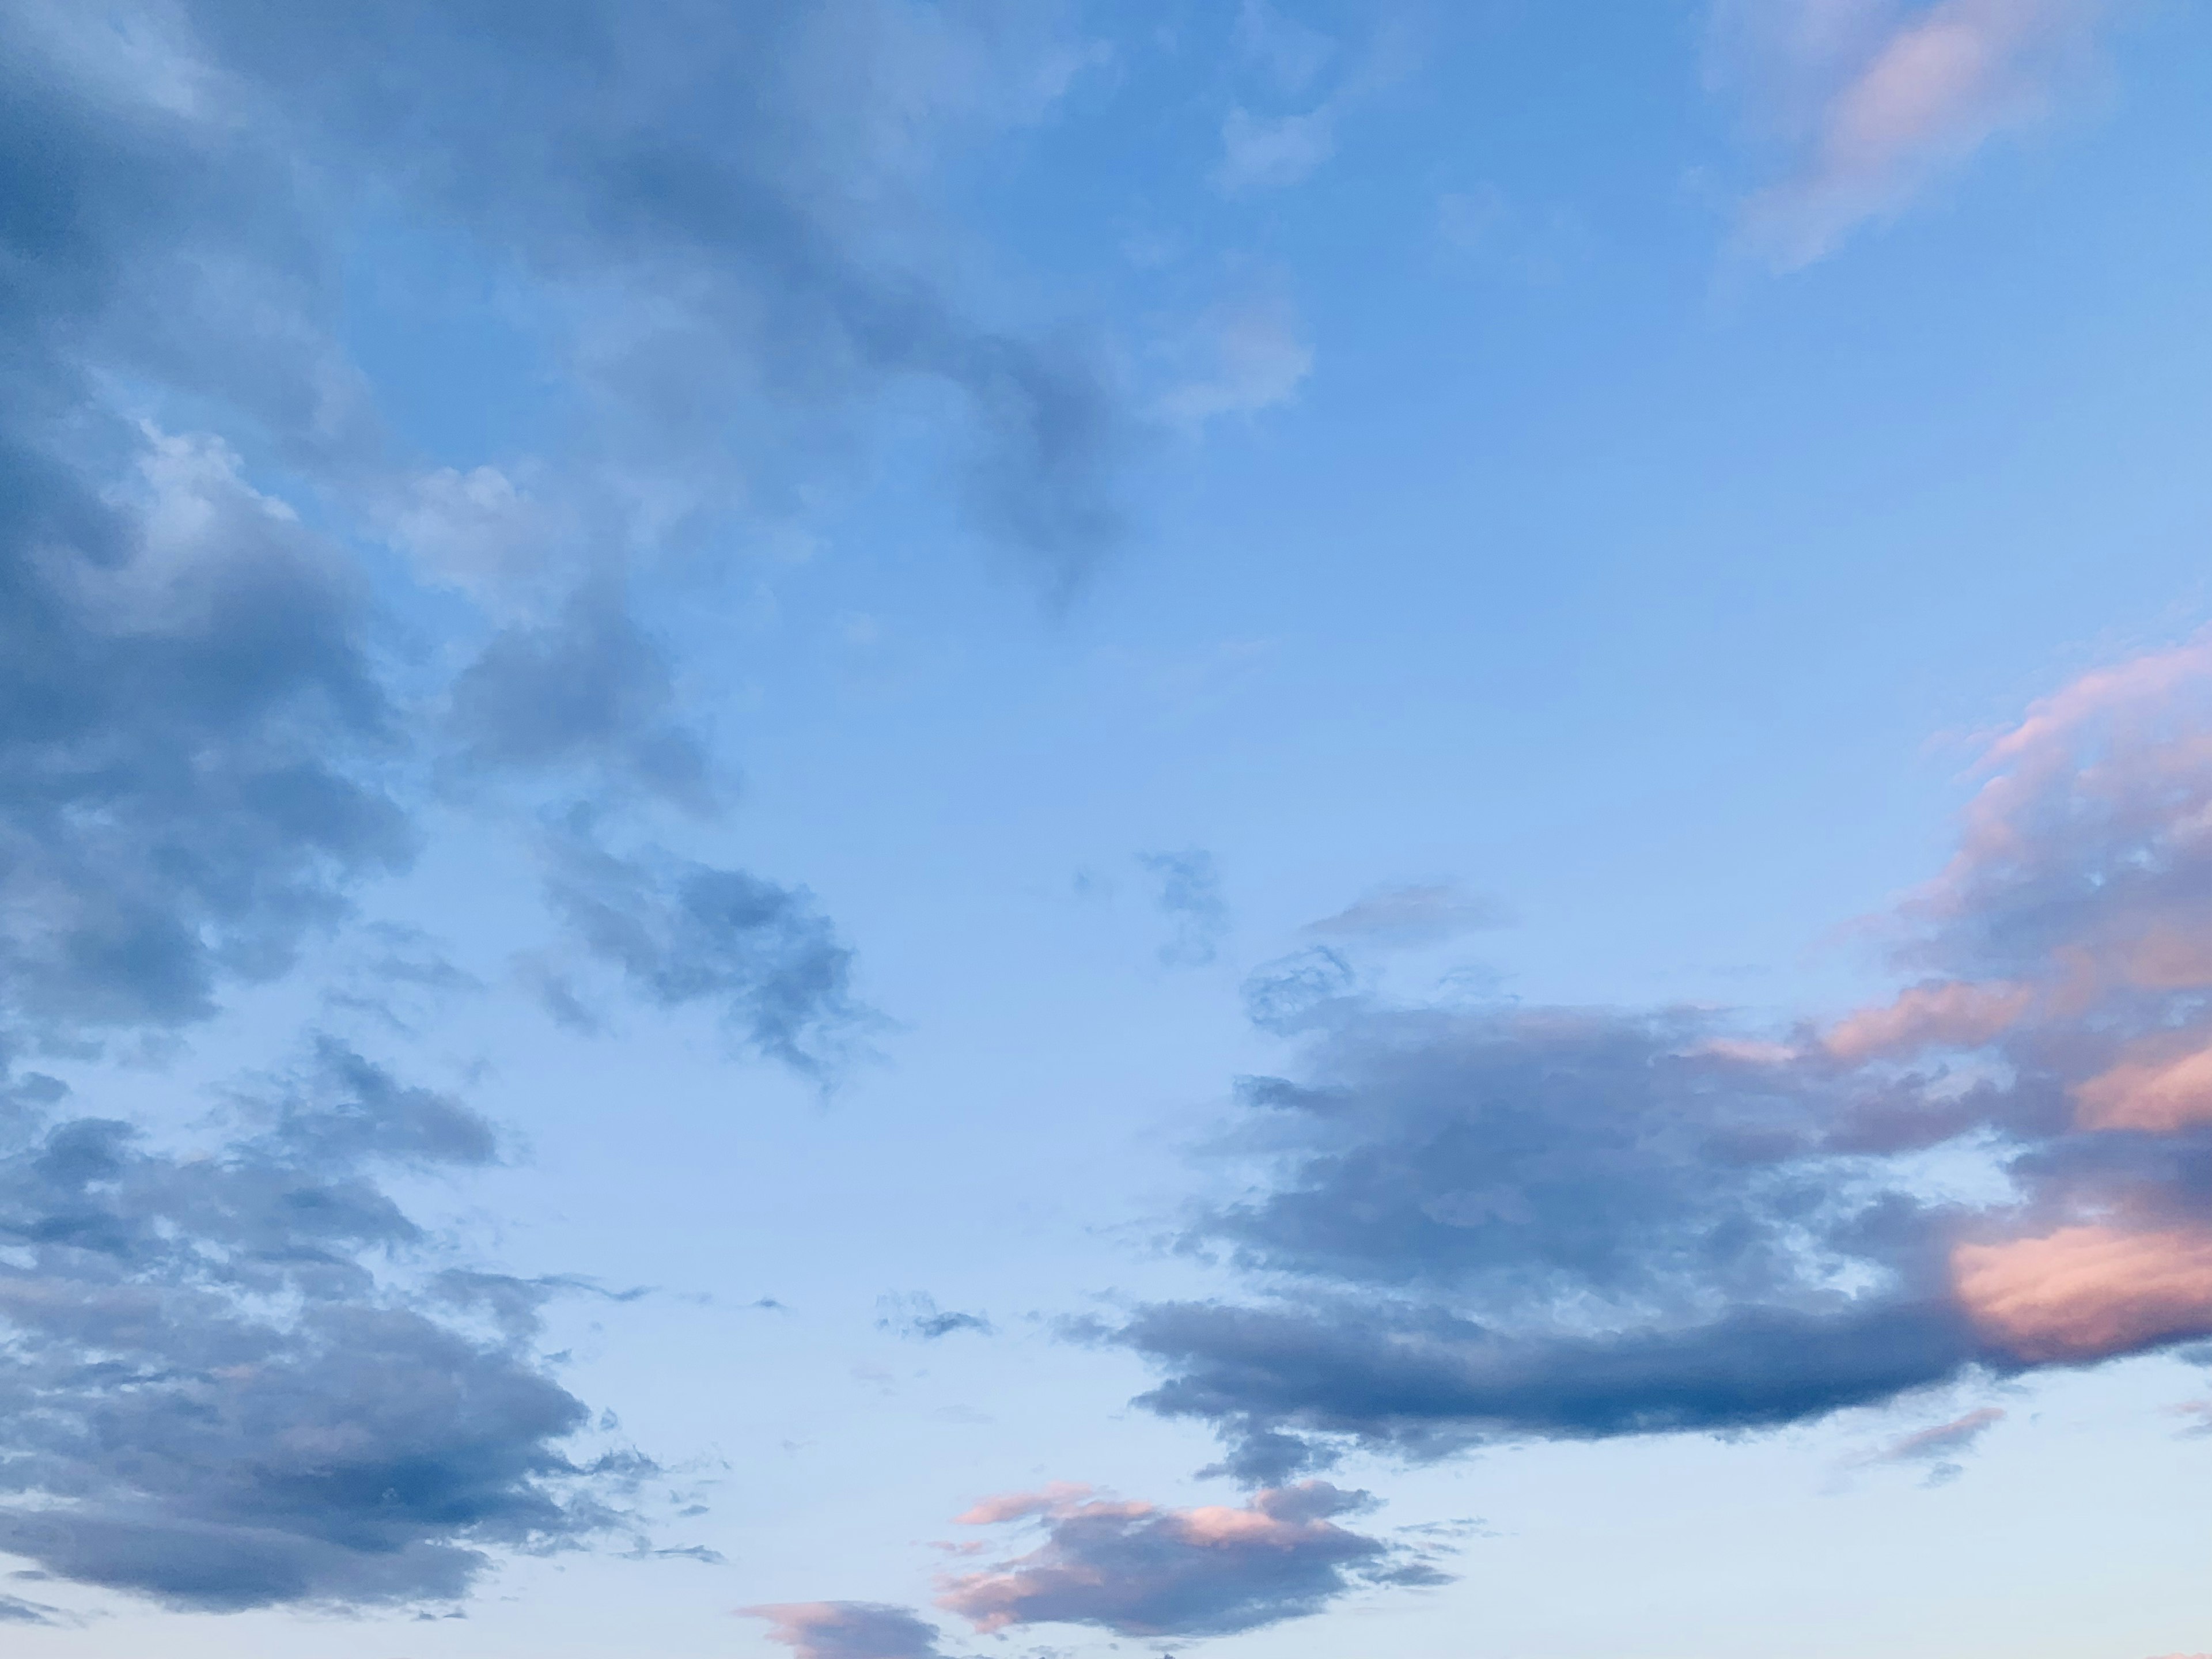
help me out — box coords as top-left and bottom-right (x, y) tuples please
(1119, 642), (2212, 1482)
(535, 823), (868, 1077)
(878, 1293), (994, 1340)
(1304, 881), (1510, 949)
(745, 1600), (949, 1659)
(0, 1040), (626, 1610)
(937, 1481), (1443, 1638)
(1139, 850), (1229, 968)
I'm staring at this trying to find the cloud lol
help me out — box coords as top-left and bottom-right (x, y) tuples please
(446, 579), (716, 816)
(0, 1039), (627, 1609)
(745, 1601), (948, 1659)
(1215, 105), (1339, 193)
(1870, 1404), (2005, 1463)
(1138, 850), (1230, 968)
(879, 1294), (994, 1341)
(935, 1481), (1443, 1638)
(1304, 882), (1510, 950)
(1159, 293), (1315, 429)
(0, 421), (410, 1045)
(1116, 631), (2212, 1480)
(534, 821), (869, 1077)
(1233, 0), (1336, 95)
(0, 2), (1130, 1062)
(1713, 0), (2117, 267)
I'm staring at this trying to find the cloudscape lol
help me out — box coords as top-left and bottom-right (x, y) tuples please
(2, 3), (2209, 1657)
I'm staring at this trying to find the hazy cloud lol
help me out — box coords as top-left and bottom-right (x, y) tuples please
(1711, 0), (2118, 267)
(1160, 294), (1314, 428)
(447, 580), (716, 816)
(1304, 882), (1510, 950)
(1138, 850), (1230, 968)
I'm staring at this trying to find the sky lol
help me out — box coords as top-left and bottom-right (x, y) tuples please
(3, 1), (2212, 1656)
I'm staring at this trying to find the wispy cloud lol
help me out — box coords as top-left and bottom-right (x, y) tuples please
(1304, 882), (1510, 950)
(1138, 849), (1232, 967)
(1711, 0), (2118, 267)
(1159, 293), (1315, 430)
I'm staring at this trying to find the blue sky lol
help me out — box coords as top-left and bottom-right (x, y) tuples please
(5, 2), (2212, 1656)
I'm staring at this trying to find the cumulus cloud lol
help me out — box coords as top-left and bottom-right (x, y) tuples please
(0, 1039), (627, 1609)
(1138, 850), (1231, 968)
(1118, 631), (2212, 1480)
(745, 1601), (949, 1659)
(534, 822), (869, 1077)
(1304, 881), (1510, 950)
(935, 1481), (1442, 1638)
(1712, 0), (2118, 267)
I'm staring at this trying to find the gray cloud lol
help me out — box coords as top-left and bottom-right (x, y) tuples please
(1119, 637), (2212, 1483)
(937, 1481), (1443, 1638)
(536, 823), (869, 1077)
(177, 0), (1128, 592)
(446, 579), (715, 816)
(745, 1601), (949, 1659)
(1139, 850), (1229, 968)
(0, 0), (1124, 1054)
(0, 1039), (627, 1610)
(0, 355), (407, 1047)
(0, 1594), (62, 1626)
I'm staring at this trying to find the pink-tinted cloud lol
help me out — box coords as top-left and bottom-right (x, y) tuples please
(937, 1481), (1442, 1638)
(1717, 0), (2116, 267)
(1955, 1226), (2212, 1361)
(743, 1602), (946, 1659)
(1870, 1404), (2006, 1463)
(2075, 1037), (2212, 1131)
(1823, 978), (2031, 1060)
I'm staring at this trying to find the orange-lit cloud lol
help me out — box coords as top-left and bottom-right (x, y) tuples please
(1955, 1226), (2212, 1361)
